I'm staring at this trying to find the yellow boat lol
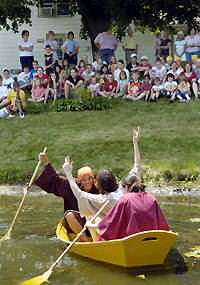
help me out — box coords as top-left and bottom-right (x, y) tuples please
(56, 218), (178, 268)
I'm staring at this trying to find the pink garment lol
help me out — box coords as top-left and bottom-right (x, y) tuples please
(140, 83), (152, 92)
(97, 192), (169, 241)
(94, 32), (118, 50)
(78, 67), (86, 78)
(31, 87), (44, 99)
(185, 35), (200, 52)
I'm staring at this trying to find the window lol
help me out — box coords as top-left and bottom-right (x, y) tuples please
(39, 0), (70, 17)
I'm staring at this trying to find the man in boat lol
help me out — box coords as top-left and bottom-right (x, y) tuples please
(35, 127), (141, 242)
(85, 181), (170, 241)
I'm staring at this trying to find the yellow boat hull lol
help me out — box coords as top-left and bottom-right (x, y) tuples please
(56, 219), (178, 267)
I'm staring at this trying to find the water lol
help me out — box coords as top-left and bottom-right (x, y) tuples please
(0, 187), (200, 285)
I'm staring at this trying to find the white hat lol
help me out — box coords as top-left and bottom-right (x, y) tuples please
(141, 56), (148, 60)
(130, 53), (137, 58)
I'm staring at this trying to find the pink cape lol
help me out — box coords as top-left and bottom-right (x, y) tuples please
(97, 192), (169, 241)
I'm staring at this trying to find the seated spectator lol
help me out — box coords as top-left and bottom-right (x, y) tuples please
(134, 74), (152, 101)
(87, 76), (100, 97)
(193, 58), (200, 98)
(180, 61), (198, 99)
(28, 78), (44, 103)
(126, 71), (141, 100)
(64, 68), (84, 99)
(150, 77), (163, 102)
(7, 81), (26, 118)
(83, 64), (95, 85)
(34, 66), (49, 89)
(191, 54), (198, 70)
(126, 53), (139, 74)
(95, 71), (104, 90)
(100, 64), (109, 82)
(174, 75), (191, 103)
(175, 57), (184, 73)
(150, 59), (167, 83)
(93, 57), (104, 72)
(44, 45), (56, 76)
(81, 55), (89, 65)
(165, 56), (173, 71)
(108, 55), (118, 75)
(30, 60), (38, 80)
(18, 65), (31, 90)
(2, 69), (14, 91)
(55, 65), (62, 79)
(92, 52), (107, 70)
(98, 73), (117, 98)
(44, 72), (60, 104)
(115, 71), (129, 98)
(95, 181), (169, 241)
(160, 56), (166, 67)
(0, 105), (14, 119)
(78, 60), (86, 78)
(62, 59), (71, 75)
(167, 61), (180, 80)
(59, 69), (68, 96)
(114, 60), (129, 81)
(137, 56), (152, 78)
(164, 74), (178, 103)
(0, 75), (9, 108)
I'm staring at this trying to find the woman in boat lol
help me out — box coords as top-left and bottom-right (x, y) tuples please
(35, 128), (141, 242)
(86, 181), (169, 241)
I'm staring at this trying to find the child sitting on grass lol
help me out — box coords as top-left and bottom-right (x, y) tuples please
(174, 75), (191, 103)
(115, 71), (128, 98)
(134, 74), (152, 101)
(44, 72), (60, 104)
(7, 81), (26, 118)
(151, 77), (163, 102)
(59, 69), (68, 96)
(87, 76), (100, 97)
(0, 105), (14, 118)
(164, 74), (178, 103)
(98, 73), (117, 98)
(78, 60), (86, 78)
(126, 71), (141, 101)
(18, 65), (31, 90)
(28, 78), (44, 102)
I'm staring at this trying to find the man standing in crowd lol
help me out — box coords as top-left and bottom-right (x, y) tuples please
(122, 27), (138, 65)
(160, 31), (172, 60)
(94, 27), (118, 65)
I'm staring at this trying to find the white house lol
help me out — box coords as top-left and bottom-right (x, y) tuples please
(0, 3), (178, 73)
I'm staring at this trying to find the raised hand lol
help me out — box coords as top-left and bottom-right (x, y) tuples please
(133, 126), (140, 143)
(39, 153), (49, 165)
(62, 156), (73, 173)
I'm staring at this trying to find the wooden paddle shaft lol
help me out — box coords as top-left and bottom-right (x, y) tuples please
(6, 147), (47, 235)
(48, 200), (110, 273)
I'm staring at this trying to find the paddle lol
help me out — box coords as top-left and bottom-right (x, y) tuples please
(20, 199), (110, 285)
(1, 147), (47, 242)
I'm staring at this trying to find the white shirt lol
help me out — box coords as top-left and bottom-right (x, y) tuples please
(0, 85), (8, 99)
(0, 107), (9, 118)
(114, 68), (129, 80)
(18, 39), (34, 57)
(152, 66), (166, 78)
(18, 72), (31, 82)
(92, 60), (107, 70)
(152, 84), (163, 91)
(2, 78), (14, 91)
(164, 81), (177, 88)
(88, 83), (100, 93)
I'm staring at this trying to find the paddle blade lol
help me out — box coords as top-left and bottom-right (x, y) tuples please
(20, 270), (52, 285)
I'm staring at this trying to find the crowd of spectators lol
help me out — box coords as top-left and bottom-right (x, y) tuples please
(0, 27), (200, 118)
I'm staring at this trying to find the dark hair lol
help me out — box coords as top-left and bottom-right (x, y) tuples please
(62, 59), (70, 69)
(130, 181), (146, 193)
(21, 30), (29, 37)
(71, 67), (78, 73)
(32, 60), (38, 64)
(166, 73), (175, 81)
(170, 61), (177, 66)
(120, 174), (140, 189)
(78, 60), (86, 68)
(132, 71), (140, 76)
(48, 30), (54, 36)
(37, 66), (44, 71)
(45, 45), (51, 49)
(107, 72), (113, 76)
(67, 31), (74, 39)
(96, 170), (118, 194)
(48, 72), (57, 87)
(188, 27), (196, 35)
(119, 71), (127, 80)
(183, 61), (192, 72)
(86, 64), (92, 68)
(155, 59), (161, 63)
(0, 75), (2, 81)
(154, 77), (161, 82)
(143, 74), (150, 80)
(118, 59), (124, 64)
(23, 65), (29, 69)
(100, 64), (108, 74)
(109, 55), (116, 64)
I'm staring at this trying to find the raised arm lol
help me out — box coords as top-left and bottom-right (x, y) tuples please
(133, 126), (141, 167)
(62, 156), (81, 198)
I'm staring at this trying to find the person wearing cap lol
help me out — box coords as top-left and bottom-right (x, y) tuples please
(126, 54), (139, 74)
(174, 31), (187, 62)
(165, 56), (173, 71)
(62, 127), (141, 241)
(137, 56), (152, 78)
(122, 27), (138, 64)
(160, 31), (172, 60)
(35, 128), (142, 241)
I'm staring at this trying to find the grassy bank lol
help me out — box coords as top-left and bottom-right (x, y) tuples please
(1, 98), (200, 185)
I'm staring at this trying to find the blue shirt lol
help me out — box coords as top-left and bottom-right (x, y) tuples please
(30, 69), (38, 79)
(63, 40), (79, 53)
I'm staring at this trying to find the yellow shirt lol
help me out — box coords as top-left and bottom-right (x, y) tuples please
(7, 89), (26, 109)
(122, 35), (138, 49)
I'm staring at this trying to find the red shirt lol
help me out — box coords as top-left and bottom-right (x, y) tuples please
(138, 63), (152, 77)
(180, 71), (196, 83)
(104, 80), (117, 92)
(35, 74), (49, 88)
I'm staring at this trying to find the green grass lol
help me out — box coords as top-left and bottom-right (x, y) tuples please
(1, 97), (200, 184)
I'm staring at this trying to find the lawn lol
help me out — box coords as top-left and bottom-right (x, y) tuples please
(1, 98), (200, 184)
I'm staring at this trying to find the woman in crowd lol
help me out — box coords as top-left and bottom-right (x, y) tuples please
(193, 58), (200, 98)
(160, 31), (172, 60)
(185, 27), (200, 61)
(180, 61), (198, 99)
(44, 72), (60, 104)
(174, 31), (187, 62)
(64, 68), (84, 99)
(167, 61), (180, 80)
(18, 30), (34, 70)
(63, 31), (79, 67)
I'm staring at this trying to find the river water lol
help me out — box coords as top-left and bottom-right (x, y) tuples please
(0, 186), (200, 285)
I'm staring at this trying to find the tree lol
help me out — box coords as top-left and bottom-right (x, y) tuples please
(1, 0), (200, 49)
